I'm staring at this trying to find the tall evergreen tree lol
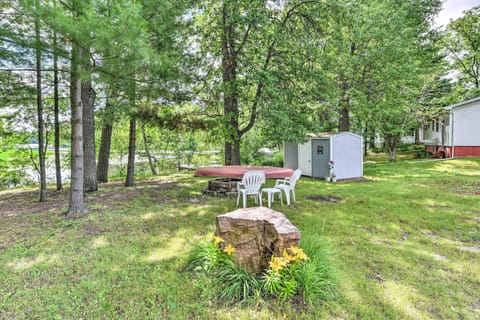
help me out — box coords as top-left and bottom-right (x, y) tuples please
(34, 0), (47, 201)
(52, 5), (63, 191)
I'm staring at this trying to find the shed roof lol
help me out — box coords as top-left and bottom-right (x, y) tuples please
(306, 132), (362, 139)
(444, 96), (480, 111)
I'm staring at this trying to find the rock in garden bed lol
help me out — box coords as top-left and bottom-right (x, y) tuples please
(215, 207), (300, 273)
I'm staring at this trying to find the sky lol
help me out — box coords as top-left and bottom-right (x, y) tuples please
(435, 0), (480, 28)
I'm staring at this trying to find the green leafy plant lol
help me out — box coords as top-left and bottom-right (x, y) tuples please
(187, 241), (223, 273)
(262, 246), (309, 300)
(295, 235), (338, 303)
(214, 259), (261, 302)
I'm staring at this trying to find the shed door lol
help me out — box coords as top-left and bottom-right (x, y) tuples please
(298, 141), (312, 177)
(311, 139), (330, 179)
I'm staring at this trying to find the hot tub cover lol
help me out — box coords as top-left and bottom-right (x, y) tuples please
(194, 165), (294, 179)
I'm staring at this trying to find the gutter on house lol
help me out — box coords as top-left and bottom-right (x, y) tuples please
(450, 111), (455, 158)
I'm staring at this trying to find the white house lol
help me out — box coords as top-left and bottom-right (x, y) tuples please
(419, 96), (480, 157)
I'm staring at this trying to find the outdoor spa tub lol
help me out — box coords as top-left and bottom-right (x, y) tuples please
(194, 165), (294, 179)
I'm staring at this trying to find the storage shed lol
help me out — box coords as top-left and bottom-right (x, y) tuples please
(284, 132), (363, 180)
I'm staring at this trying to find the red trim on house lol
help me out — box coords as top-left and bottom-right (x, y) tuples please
(453, 146), (480, 157)
(425, 145), (480, 157)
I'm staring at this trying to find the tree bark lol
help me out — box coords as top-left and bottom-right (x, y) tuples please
(385, 134), (399, 162)
(125, 118), (136, 187)
(97, 88), (116, 183)
(222, 1), (241, 165)
(363, 125), (368, 157)
(97, 123), (113, 182)
(81, 48), (98, 192)
(34, 1), (46, 202)
(224, 136), (241, 165)
(53, 25), (63, 191)
(141, 123), (158, 175)
(66, 42), (86, 216)
(338, 106), (350, 132)
(338, 77), (350, 132)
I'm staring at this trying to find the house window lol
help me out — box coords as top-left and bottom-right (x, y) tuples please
(436, 121), (439, 132)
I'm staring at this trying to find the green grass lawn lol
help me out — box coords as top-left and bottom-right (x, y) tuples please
(0, 157), (479, 319)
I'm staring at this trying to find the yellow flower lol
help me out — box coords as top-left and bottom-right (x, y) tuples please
(287, 246), (309, 261)
(223, 244), (236, 255)
(269, 256), (288, 272)
(213, 236), (224, 246)
(282, 249), (295, 263)
(295, 250), (309, 261)
(288, 245), (301, 255)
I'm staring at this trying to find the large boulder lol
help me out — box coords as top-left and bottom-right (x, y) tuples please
(215, 207), (300, 274)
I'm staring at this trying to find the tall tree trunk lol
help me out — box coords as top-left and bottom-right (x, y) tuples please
(385, 134), (399, 162)
(338, 77), (350, 132)
(53, 24), (63, 191)
(363, 125), (368, 157)
(222, 1), (241, 165)
(81, 48), (98, 192)
(224, 135), (241, 165)
(97, 123), (113, 182)
(34, 0), (46, 202)
(369, 132), (376, 150)
(125, 118), (136, 187)
(338, 106), (350, 132)
(66, 42), (86, 216)
(97, 89), (116, 183)
(141, 123), (158, 175)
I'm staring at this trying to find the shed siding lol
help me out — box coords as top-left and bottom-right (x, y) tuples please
(331, 133), (363, 180)
(298, 141), (312, 177)
(452, 104), (480, 146)
(283, 142), (298, 170)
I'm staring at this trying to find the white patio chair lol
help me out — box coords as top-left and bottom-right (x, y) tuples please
(236, 170), (266, 208)
(274, 169), (301, 205)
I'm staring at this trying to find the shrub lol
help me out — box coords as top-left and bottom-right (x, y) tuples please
(259, 152), (283, 167)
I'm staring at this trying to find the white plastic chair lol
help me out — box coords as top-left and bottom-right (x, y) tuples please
(236, 170), (266, 208)
(274, 169), (301, 205)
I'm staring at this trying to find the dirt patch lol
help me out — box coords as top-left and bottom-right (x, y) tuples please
(0, 178), (183, 219)
(425, 205), (452, 210)
(366, 272), (385, 282)
(456, 246), (480, 254)
(433, 253), (447, 261)
(307, 195), (343, 203)
(340, 177), (374, 182)
(470, 299), (480, 311)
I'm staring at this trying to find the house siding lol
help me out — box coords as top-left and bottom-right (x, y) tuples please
(451, 103), (480, 146)
(420, 97), (480, 157)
